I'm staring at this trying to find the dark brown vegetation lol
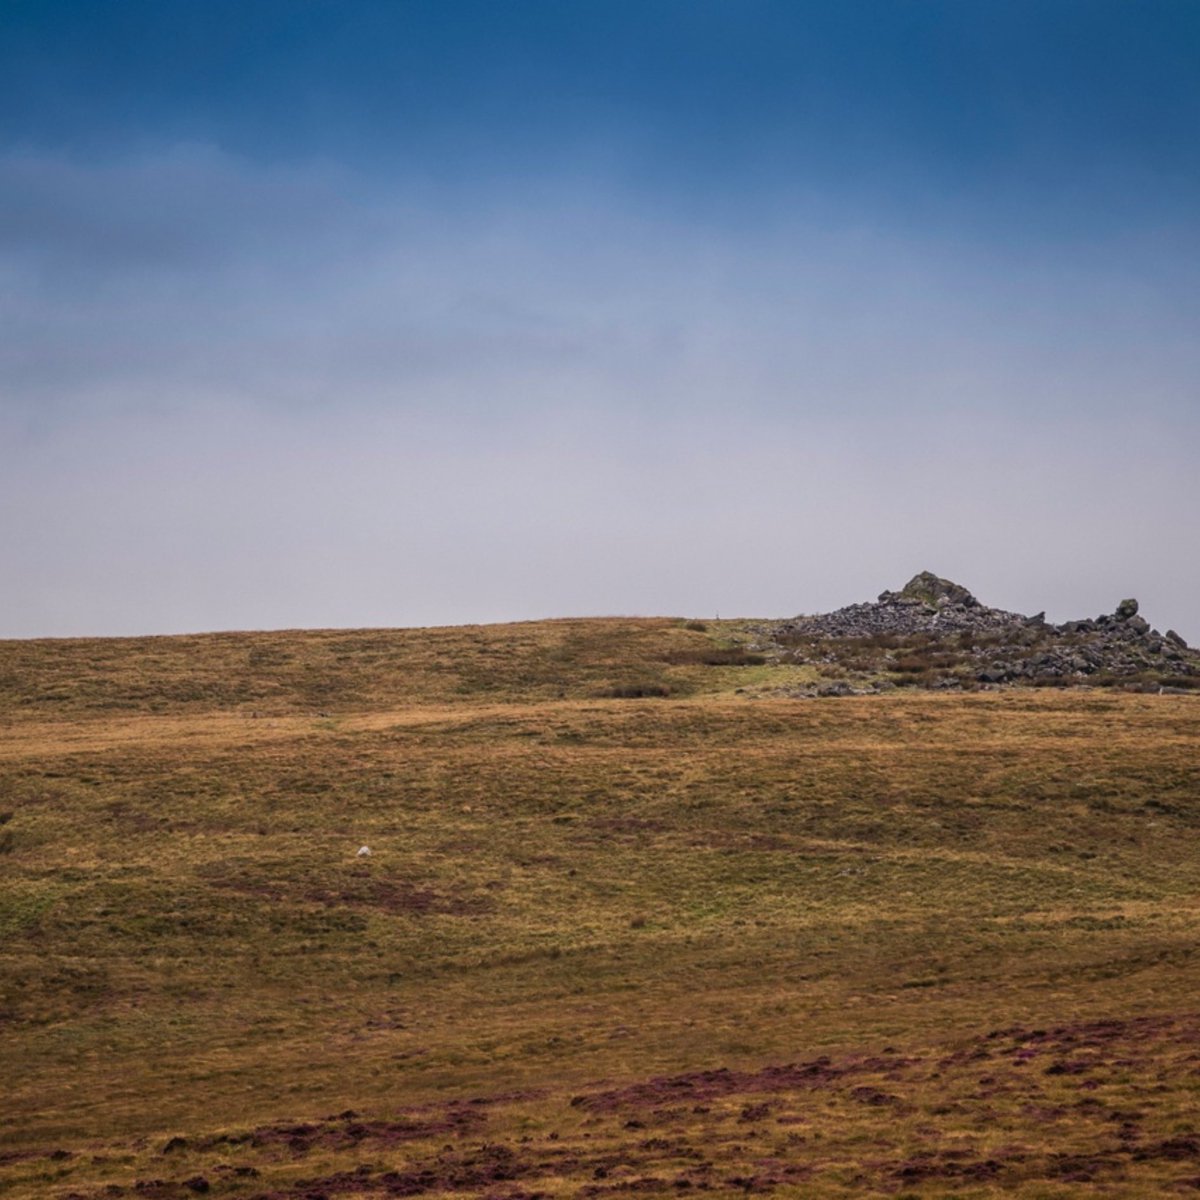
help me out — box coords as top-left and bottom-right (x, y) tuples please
(1, 617), (1198, 1197)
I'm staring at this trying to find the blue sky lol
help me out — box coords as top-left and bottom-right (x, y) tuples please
(2, 1), (1198, 637)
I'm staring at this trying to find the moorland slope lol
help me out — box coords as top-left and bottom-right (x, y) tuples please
(1, 608), (1198, 1198)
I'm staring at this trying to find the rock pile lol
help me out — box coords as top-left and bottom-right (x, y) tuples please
(758, 572), (1197, 693)
(773, 571), (1033, 640)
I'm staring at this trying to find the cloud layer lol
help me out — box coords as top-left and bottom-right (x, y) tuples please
(2, 145), (1197, 638)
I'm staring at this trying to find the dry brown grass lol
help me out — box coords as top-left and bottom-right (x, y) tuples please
(1, 619), (1198, 1197)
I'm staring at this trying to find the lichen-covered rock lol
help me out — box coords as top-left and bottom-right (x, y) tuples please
(898, 571), (979, 609)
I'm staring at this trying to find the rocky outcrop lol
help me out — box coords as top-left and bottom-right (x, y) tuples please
(757, 573), (1198, 694)
(772, 572), (1030, 640)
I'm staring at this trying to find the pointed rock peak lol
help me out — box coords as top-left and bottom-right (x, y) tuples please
(1115, 598), (1139, 621)
(895, 572), (979, 609)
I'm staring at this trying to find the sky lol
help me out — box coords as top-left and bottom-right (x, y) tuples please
(2, 0), (1198, 639)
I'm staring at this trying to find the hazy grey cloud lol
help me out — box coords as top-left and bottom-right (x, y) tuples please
(5, 146), (1197, 418)
(2, 147), (1197, 639)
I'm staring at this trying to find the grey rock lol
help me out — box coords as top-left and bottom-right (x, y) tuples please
(764, 573), (1200, 693)
(816, 680), (854, 697)
(898, 571), (979, 609)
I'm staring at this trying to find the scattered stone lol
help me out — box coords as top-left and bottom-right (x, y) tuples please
(757, 573), (1199, 695)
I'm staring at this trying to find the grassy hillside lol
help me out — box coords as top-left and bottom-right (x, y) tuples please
(1, 618), (1198, 1197)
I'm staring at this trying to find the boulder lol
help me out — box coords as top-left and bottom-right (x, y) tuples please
(898, 571), (979, 609)
(816, 680), (854, 697)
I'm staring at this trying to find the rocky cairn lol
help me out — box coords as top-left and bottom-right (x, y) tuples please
(756, 572), (1197, 696)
